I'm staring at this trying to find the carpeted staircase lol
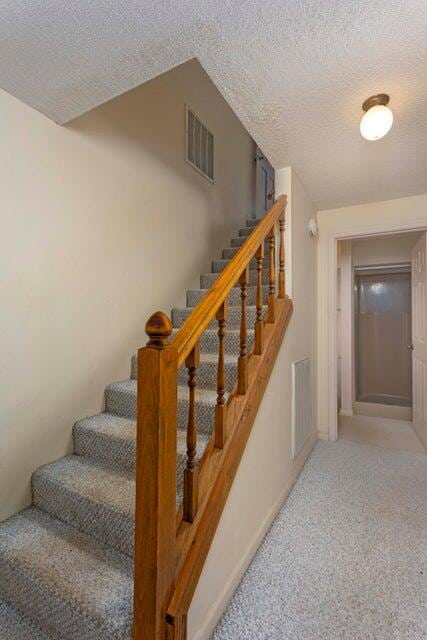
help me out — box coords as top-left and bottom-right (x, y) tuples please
(0, 217), (270, 640)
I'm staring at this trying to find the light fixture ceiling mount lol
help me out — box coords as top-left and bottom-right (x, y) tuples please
(360, 93), (393, 141)
(362, 93), (390, 112)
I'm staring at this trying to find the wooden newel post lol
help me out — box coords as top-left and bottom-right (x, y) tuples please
(133, 311), (178, 640)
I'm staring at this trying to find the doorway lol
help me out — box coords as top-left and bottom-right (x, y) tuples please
(355, 267), (412, 407)
(336, 232), (426, 453)
(254, 146), (275, 218)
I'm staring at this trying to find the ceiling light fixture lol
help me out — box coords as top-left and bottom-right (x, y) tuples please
(360, 94), (393, 141)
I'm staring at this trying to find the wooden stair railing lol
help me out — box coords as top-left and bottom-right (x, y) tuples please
(134, 195), (292, 640)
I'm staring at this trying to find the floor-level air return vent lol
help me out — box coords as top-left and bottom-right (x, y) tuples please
(292, 358), (312, 459)
(186, 106), (214, 182)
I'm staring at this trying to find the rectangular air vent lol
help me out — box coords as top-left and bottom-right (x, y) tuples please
(186, 106), (214, 182)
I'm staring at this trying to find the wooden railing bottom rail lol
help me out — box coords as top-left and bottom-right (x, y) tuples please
(166, 296), (293, 636)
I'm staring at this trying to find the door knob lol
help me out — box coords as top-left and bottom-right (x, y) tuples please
(408, 344), (414, 351)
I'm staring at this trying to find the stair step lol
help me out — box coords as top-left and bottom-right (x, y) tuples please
(34, 423), (209, 556)
(0, 507), (133, 640)
(200, 269), (270, 289)
(171, 327), (254, 356)
(74, 412), (210, 476)
(239, 227), (253, 237)
(246, 217), (262, 227)
(231, 236), (270, 248)
(0, 601), (50, 640)
(212, 256), (269, 273)
(74, 413), (136, 472)
(105, 380), (220, 434)
(33, 456), (135, 556)
(186, 284), (269, 307)
(172, 304), (266, 330)
(222, 246), (270, 261)
(179, 354), (237, 391)
(131, 352), (238, 392)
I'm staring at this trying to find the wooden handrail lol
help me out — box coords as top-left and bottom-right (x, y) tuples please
(134, 195), (289, 640)
(171, 195), (286, 365)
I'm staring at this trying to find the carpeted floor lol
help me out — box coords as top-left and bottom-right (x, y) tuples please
(212, 440), (427, 640)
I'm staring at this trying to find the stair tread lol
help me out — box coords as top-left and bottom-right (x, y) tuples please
(133, 351), (236, 367)
(74, 412), (210, 454)
(172, 326), (250, 337)
(0, 507), (133, 640)
(0, 601), (50, 640)
(212, 258), (259, 272)
(33, 455), (135, 518)
(74, 413), (136, 472)
(187, 283), (267, 296)
(222, 247), (270, 259)
(197, 352), (236, 365)
(231, 236), (269, 247)
(172, 302), (262, 312)
(200, 269), (270, 288)
(36, 429), (210, 514)
(107, 379), (224, 402)
(187, 284), (269, 308)
(33, 424), (210, 558)
(246, 217), (261, 227)
(172, 303), (267, 330)
(75, 413), (135, 445)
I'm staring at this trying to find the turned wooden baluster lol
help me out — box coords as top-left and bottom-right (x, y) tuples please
(267, 226), (276, 323)
(183, 342), (200, 523)
(255, 243), (264, 355)
(279, 211), (285, 299)
(215, 301), (228, 448)
(238, 266), (249, 394)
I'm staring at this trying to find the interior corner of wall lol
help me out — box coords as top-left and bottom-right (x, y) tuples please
(275, 166), (292, 200)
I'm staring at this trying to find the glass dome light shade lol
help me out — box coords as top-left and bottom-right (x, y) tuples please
(360, 104), (393, 141)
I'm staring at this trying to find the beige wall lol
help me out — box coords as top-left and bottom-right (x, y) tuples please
(0, 58), (255, 521)
(188, 168), (318, 639)
(317, 194), (427, 440)
(352, 233), (421, 266)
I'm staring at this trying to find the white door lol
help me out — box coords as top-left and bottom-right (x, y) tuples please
(411, 232), (427, 447)
(255, 147), (275, 218)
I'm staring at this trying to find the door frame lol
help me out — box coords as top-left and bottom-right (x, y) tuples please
(255, 146), (275, 218)
(323, 220), (427, 442)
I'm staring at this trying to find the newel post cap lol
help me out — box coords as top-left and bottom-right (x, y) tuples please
(145, 311), (173, 349)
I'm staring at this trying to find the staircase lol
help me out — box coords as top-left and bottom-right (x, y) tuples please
(0, 197), (292, 640)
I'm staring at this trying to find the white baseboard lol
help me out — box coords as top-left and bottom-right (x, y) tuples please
(190, 430), (318, 640)
(339, 408), (353, 417)
(317, 429), (329, 441)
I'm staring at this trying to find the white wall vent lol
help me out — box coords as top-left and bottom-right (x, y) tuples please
(292, 358), (312, 459)
(186, 106), (214, 182)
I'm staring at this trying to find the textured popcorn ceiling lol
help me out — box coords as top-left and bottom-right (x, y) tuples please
(1, 0), (426, 208)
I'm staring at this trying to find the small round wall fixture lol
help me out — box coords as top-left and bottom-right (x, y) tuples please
(360, 94), (393, 141)
(308, 218), (318, 238)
